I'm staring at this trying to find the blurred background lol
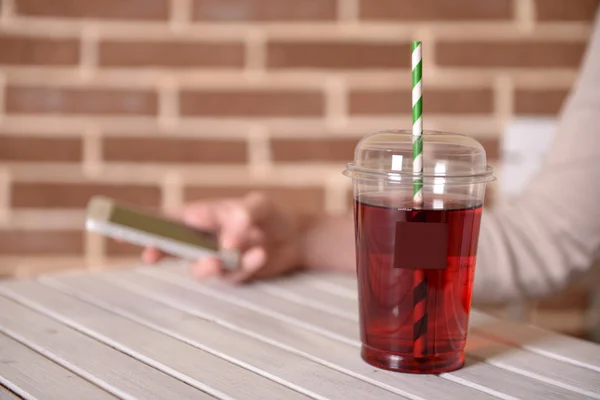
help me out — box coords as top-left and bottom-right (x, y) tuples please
(0, 0), (598, 339)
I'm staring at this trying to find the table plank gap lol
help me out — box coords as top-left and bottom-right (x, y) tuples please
(101, 268), (503, 400)
(257, 273), (600, 396)
(155, 267), (597, 400)
(0, 279), (314, 400)
(42, 274), (407, 400)
(254, 282), (358, 321)
(297, 270), (600, 372)
(0, 385), (22, 400)
(470, 310), (600, 373)
(294, 274), (359, 300)
(465, 335), (600, 398)
(140, 266), (552, 399)
(0, 332), (117, 400)
(0, 291), (216, 400)
(280, 270), (600, 379)
(142, 267), (361, 347)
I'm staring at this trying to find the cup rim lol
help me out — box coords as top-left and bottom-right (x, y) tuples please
(343, 163), (496, 184)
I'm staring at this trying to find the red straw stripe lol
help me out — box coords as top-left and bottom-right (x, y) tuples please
(413, 270), (427, 357)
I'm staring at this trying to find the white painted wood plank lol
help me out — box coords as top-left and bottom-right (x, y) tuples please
(258, 276), (600, 397)
(0, 386), (21, 400)
(470, 310), (600, 373)
(296, 271), (359, 291)
(153, 268), (360, 347)
(257, 274), (600, 397)
(290, 274), (360, 303)
(0, 332), (116, 400)
(295, 269), (600, 374)
(155, 267), (597, 400)
(43, 274), (407, 400)
(254, 281), (358, 321)
(0, 295), (212, 400)
(296, 274), (359, 300)
(264, 274), (600, 398)
(465, 335), (600, 399)
(0, 280), (312, 400)
(136, 268), (531, 400)
(102, 268), (500, 400)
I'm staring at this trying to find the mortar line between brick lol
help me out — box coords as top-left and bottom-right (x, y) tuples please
(161, 171), (184, 213)
(0, 116), (504, 139)
(0, 73), (6, 123)
(0, 67), (580, 90)
(515, 0), (536, 33)
(337, 0), (359, 22)
(494, 74), (515, 126)
(0, 0), (15, 23)
(244, 29), (267, 77)
(80, 25), (100, 81)
(0, 18), (590, 41)
(82, 126), (103, 178)
(247, 126), (273, 180)
(170, 0), (192, 31)
(6, 210), (86, 230)
(325, 77), (348, 130)
(86, 230), (107, 271)
(158, 77), (180, 130)
(0, 168), (11, 225)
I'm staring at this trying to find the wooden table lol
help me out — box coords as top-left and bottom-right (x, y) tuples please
(1, 263), (599, 400)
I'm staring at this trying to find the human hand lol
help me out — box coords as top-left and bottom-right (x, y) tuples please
(142, 191), (304, 283)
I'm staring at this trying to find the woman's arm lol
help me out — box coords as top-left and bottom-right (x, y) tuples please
(472, 6), (600, 304)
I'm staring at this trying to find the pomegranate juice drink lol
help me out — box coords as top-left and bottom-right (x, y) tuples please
(344, 130), (494, 373)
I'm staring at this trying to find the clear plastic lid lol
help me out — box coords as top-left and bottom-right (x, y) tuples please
(343, 130), (495, 185)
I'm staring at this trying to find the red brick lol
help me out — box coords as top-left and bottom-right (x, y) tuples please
(99, 41), (244, 68)
(360, 0), (512, 20)
(350, 89), (494, 115)
(0, 34), (79, 66)
(184, 186), (325, 215)
(268, 42), (410, 69)
(11, 183), (161, 209)
(180, 90), (324, 117)
(0, 136), (82, 162)
(515, 89), (569, 115)
(271, 138), (358, 162)
(535, 0), (599, 21)
(15, 0), (170, 20)
(106, 237), (141, 255)
(479, 138), (501, 160)
(103, 137), (247, 164)
(6, 86), (158, 116)
(0, 230), (83, 255)
(436, 41), (586, 68)
(192, 0), (336, 21)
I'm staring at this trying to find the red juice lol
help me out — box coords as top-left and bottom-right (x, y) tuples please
(354, 193), (482, 373)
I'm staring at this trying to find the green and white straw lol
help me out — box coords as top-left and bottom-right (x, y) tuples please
(411, 40), (427, 359)
(412, 41), (423, 205)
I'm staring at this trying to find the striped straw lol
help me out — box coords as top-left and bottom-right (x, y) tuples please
(412, 40), (427, 359)
(412, 41), (424, 204)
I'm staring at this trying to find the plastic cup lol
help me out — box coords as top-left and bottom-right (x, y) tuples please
(343, 130), (495, 374)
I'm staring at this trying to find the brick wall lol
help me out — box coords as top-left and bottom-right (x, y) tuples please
(0, 0), (598, 279)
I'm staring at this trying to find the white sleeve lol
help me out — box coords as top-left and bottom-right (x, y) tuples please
(473, 6), (600, 304)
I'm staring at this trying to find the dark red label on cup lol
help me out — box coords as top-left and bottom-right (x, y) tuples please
(394, 221), (449, 270)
